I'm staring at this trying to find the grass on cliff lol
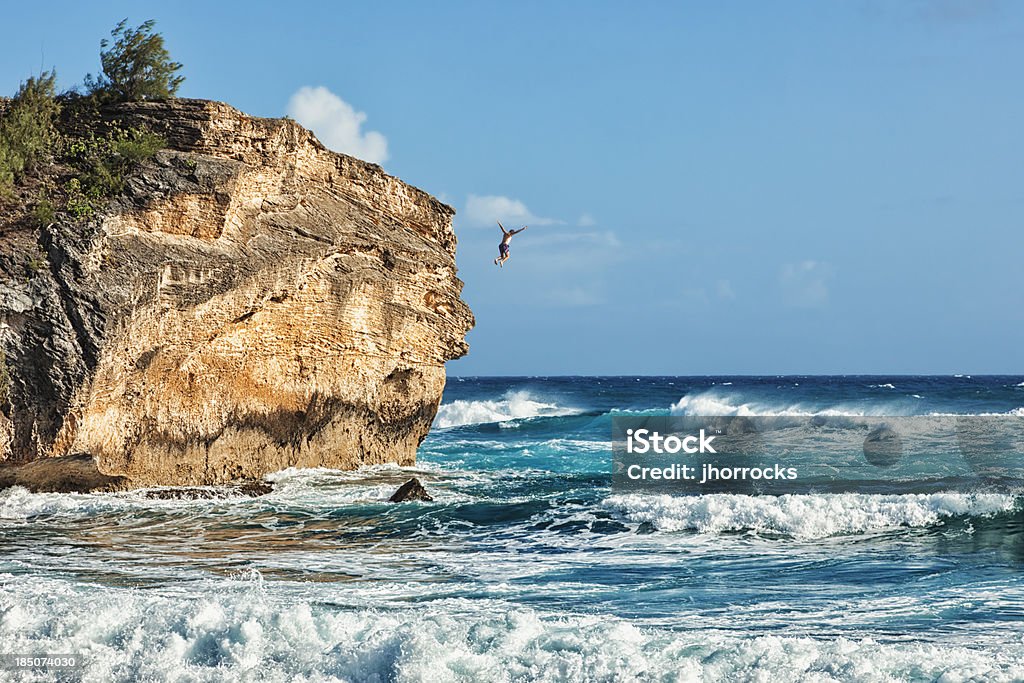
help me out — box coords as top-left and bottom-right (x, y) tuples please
(62, 125), (166, 217)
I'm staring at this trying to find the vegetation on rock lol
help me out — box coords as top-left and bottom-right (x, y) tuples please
(85, 19), (185, 103)
(0, 72), (61, 196)
(0, 19), (179, 215)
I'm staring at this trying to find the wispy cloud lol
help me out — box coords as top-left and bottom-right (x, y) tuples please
(512, 229), (624, 275)
(546, 286), (604, 307)
(780, 260), (833, 308)
(526, 230), (621, 249)
(462, 194), (561, 228)
(716, 279), (736, 301)
(577, 213), (596, 227)
(286, 86), (388, 164)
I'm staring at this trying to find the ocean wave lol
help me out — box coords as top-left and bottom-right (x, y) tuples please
(1, 580), (1022, 682)
(604, 492), (1019, 538)
(0, 465), (466, 523)
(669, 388), (1024, 418)
(434, 390), (582, 428)
(669, 389), (903, 417)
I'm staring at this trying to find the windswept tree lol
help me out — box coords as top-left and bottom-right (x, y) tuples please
(0, 71), (60, 192)
(86, 19), (184, 102)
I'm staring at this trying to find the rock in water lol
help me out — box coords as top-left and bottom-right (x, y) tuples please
(0, 454), (126, 493)
(389, 477), (432, 502)
(0, 99), (473, 488)
(141, 480), (273, 499)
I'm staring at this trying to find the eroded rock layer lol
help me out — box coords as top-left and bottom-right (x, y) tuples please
(0, 99), (473, 487)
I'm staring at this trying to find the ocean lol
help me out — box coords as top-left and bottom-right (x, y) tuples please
(2, 376), (1024, 682)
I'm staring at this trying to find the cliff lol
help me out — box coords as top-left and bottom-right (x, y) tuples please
(0, 99), (473, 489)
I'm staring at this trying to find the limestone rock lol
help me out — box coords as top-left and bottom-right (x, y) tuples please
(0, 454), (126, 492)
(0, 99), (473, 487)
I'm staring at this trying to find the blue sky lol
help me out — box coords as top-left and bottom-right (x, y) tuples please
(3, 1), (1022, 375)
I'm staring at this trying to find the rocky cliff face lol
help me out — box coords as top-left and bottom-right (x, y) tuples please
(0, 99), (473, 488)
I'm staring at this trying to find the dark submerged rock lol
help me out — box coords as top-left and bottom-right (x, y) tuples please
(140, 479), (273, 499)
(389, 477), (432, 502)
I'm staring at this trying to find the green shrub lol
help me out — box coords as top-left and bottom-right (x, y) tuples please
(111, 128), (165, 164)
(27, 251), (46, 274)
(62, 127), (165, 215)
(0, 71), (60, 193)
(65, 178), (94, 218)
(32, 192), (55, 225)
(85, 19), (184, 102)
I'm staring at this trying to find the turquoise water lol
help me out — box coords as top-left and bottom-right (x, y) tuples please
(2, 376), (1024, 681)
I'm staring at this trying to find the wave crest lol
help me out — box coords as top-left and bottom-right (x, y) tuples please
(434, 390), (581, 428)
(605, 492), (1019, 538)
(670, 389), (916, 417)
(3, 580), (1024, 682)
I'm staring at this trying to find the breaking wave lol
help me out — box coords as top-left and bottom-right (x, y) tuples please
(604, 491), (1020, 538)
(434, 390), (582, 428)
(669, 388), (1024, 418)
(668, 389), (903, 417)
(3, 578), (1023, 682)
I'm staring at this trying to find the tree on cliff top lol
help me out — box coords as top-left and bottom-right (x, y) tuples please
(85, 19), (184, 102)
(0, 71), (60, 193)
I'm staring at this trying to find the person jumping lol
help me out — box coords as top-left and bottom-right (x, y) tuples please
(494, 221), (527, 267)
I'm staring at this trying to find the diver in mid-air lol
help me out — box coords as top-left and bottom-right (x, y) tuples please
(494, 221), (527, 267)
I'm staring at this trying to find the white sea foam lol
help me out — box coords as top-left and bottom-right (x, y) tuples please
(669, 389), (903, 417)
(870, 383), (896, 389)
(1, 579), (1022, 682)
(670, 388), (1024, 418)
(604, 492), (1019, 538)
(0, 464), (468, 523)
(434, 390), (581, 428)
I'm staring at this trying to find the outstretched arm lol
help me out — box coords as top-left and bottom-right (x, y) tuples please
(497, 221), (509, 235)
(512, 226), (528, 235)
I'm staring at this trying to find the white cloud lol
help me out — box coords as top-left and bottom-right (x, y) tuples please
(462, 194), (561, 228)
(780, 260), (833, 308)
(577, 213), (596, 227)
(512, 229), (623, 273)
(286, 86), (389, 164)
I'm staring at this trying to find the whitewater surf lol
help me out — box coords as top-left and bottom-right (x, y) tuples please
(2, 376), (1024, 681)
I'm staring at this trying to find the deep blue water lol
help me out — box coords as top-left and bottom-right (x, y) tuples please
(1, 376), (1024, 681)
